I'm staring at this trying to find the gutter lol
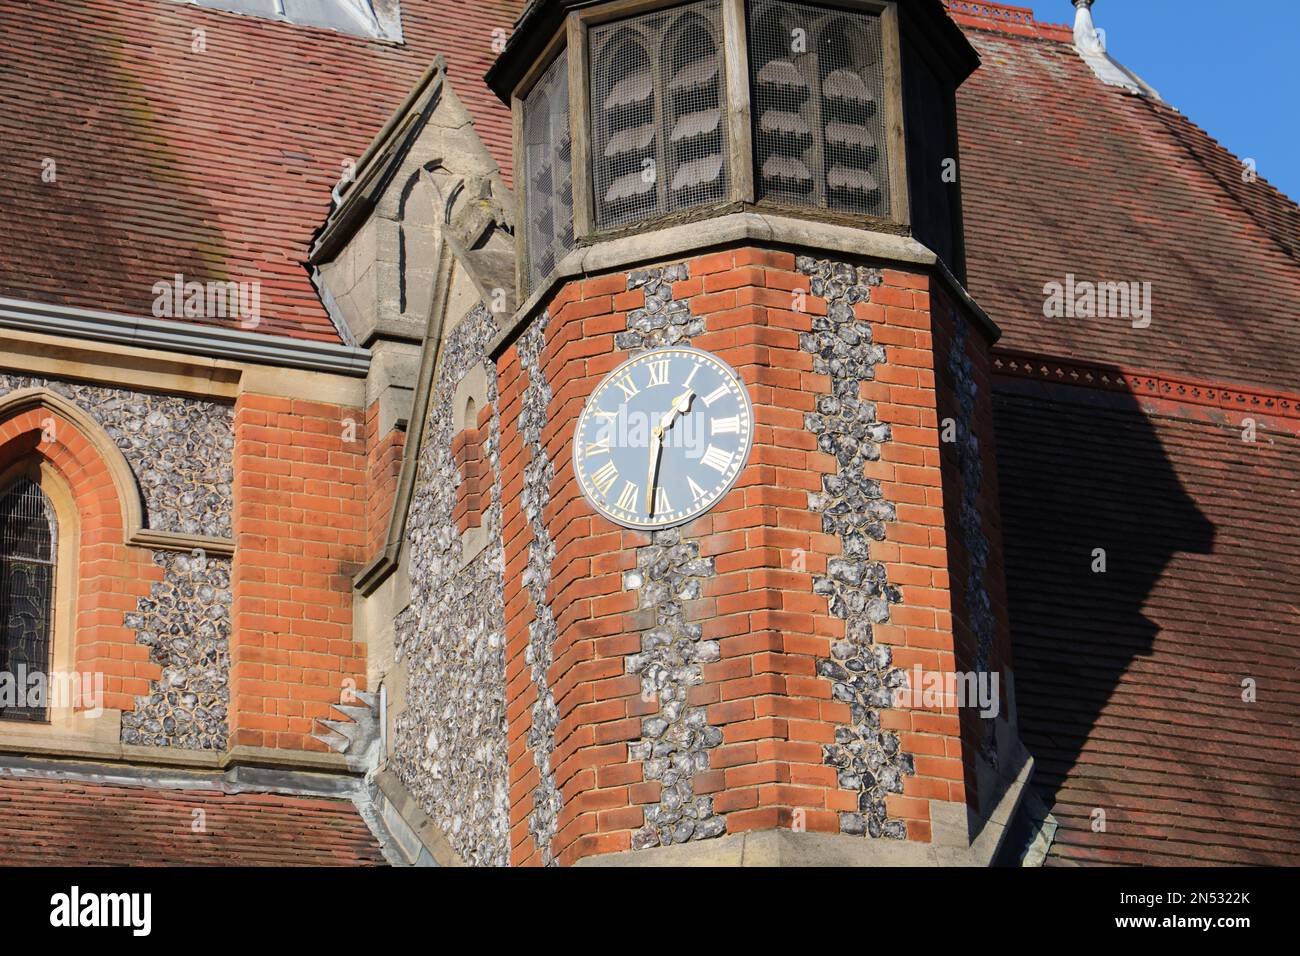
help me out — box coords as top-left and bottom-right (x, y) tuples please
(0, 296), (371, 377)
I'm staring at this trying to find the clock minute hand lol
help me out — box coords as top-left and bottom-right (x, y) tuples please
(645, 425), (664, 513)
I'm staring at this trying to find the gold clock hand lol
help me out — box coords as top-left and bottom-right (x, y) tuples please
(658, 389), (695, 431)
(643, 391), (695, 516)
(646, 424), (664, 513)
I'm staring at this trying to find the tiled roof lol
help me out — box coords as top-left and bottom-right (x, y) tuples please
(993, 372), (1300, 866)
(0, 772), (388, 865)
(946, 1), (1071, 42)
(0, 0), (517, 343)
(953, 4), (1300, 393)
(954, 2), (1300, 868)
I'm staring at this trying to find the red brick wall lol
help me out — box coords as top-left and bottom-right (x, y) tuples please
(0, 407), (160, 714)
(364, 399), (405, 565)
(229, 394), (368, 752)
(496, 247), (1004, 864)
(451, 403), (494, 534)
(930, 284), (1014, 808)
(496, 340), (536, 861)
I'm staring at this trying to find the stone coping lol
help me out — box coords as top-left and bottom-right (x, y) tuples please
(491, 211), (1001, 360)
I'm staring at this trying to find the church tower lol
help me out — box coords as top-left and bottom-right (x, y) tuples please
(484, 0), (1028, 865)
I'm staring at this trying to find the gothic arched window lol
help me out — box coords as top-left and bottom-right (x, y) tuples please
(0, 477), (57, 722)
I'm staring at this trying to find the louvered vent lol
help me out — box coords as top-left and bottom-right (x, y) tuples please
(748, 0), (890, 219)
(590, 0), (729, 230)
(523, 50), (575, 293)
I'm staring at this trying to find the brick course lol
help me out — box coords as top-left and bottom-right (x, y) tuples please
(229, 394), (368, 752)
(497, 246), (1008, 864)
(364, 399), (405, 564)
(451, 403), (495, 534)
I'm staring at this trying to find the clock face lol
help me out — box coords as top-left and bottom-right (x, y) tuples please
(573, 346), (754, 530)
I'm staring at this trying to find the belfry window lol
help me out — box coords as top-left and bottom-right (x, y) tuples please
(499, 0), (974, 293)
(748, 0), (890, 218)
(523, 49), (576, 294)
(589, 0), (729, 230)
(0, 478), (57, 722)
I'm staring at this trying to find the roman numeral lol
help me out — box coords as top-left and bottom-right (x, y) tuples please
(701, 444), (734, 473)
(683, 364), (701, 388)
(591, 461), (618, 496)
(654, 487), (671, 514)
(616, 481), (639, 512)
(613, 375), (640, 400)
(646, 361), (670, 387)
(703, 384), (729, 406)
(583, 434), (611, 456)
(687, 477), (708, 501)
(711, 416), (740, 434)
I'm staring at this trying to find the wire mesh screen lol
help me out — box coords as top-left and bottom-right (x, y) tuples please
(0, 478), (56, 722)
(523, 49), (576, 294)
(590, 0), (729, 230)
(748, 0), (891, 219)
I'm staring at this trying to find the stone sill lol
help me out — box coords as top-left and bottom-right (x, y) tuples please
(0, 721), (353, 775)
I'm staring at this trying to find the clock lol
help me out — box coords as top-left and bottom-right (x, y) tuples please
(573, 346), (754, 530)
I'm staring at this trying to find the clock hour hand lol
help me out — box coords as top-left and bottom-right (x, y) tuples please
(659, 389), (695, 431)
(647, 391), (694, 514)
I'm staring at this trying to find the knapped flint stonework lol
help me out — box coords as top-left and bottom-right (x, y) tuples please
(0, 375), (234, 538)
(614, 264), (704, 351)
(625, 528), (726, 848)
(797, 256), (913, 840)
(516, 310), (563, 865)
(613, 264), (729, 849)
(945, 311), (998, 766)
(945, 313), (995, 672)
(120, 550), (232, 750)
(391, 304), (510, 867)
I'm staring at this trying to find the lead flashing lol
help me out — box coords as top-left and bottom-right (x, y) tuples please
(0, 297), (371, 376)
(1072, 0), (1162, 99)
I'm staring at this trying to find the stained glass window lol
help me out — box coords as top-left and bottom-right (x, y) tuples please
(0, 478), (56, 722)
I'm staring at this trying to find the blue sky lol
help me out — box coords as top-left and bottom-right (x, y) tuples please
(1046, 0), (1300, 203)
